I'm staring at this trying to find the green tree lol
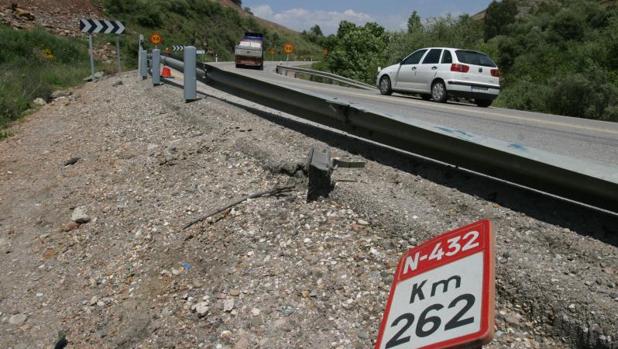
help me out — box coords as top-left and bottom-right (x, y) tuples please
(407, 11), (422, 33)
(327, 21), (389, 83)
(310, 25), (323, 37)
(484, 0), (517, 41)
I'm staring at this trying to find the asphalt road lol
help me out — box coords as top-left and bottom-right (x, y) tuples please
(210, 61), (618, 168)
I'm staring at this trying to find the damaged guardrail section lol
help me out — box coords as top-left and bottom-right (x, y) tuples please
(160, 55), (618, 214)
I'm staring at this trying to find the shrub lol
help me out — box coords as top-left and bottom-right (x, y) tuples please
(0, 25), (90, 136)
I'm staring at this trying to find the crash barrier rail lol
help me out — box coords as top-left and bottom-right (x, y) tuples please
(151, 53), (618, 214)
(275, 65), (376, 90)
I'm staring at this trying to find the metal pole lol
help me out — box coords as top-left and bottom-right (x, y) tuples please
(138, 35), (144, 79)
(184, 46), (197, 102)
(115, 35), (122, 74)
(152, 49), (161, 85)
(88, 34), (95, 81)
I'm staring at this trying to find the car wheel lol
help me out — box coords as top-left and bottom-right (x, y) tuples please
(475, 99), (492, 107)
(431, 80), (447, 103)
(379, 76), (393, 95)
(420, 94), (431, 101)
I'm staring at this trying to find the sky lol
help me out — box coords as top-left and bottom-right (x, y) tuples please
(244, 0), (494, 35)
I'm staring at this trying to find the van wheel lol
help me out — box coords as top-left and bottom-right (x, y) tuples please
(431, 80), (447, 103)
(379, 76), (392, 95)
(475, 99), (492, 107)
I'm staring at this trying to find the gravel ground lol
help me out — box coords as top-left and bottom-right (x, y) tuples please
(0, 73), (616, 349)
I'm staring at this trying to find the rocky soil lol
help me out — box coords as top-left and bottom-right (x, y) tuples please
(0, 0), (102, 36)
(0, 72), (617, 349)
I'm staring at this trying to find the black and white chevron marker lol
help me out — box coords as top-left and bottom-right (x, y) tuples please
(79, 19), (125, 34)
(172, 45), (184, 52)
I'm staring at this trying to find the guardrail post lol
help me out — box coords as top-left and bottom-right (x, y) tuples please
(184, 46), (197, 102)
(139, 49), (148, 80)
(152, 49), (161, 86)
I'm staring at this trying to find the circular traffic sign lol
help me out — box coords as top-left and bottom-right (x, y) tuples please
(150, 32), (163, 46)
(283, 42), (294, 55)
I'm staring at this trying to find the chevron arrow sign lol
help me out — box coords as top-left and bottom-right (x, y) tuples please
(172, 45), (184, 52)
(79, 19), (125, 34)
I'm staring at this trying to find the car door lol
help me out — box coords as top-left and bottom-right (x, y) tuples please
(413, 48), (442, 92)
(394, 49), (427, 90)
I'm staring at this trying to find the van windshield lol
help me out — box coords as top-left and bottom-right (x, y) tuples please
(455, 50), (496, 67)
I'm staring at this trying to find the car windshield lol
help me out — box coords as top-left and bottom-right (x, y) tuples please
(455, 50), (496, 67)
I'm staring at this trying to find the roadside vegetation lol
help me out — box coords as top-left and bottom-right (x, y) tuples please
(0, 25), (90, 138)
(305, 0), (618, 121)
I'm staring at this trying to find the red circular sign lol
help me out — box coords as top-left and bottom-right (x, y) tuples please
(283, 42), (294, 54)
(149, 32), (162, 46)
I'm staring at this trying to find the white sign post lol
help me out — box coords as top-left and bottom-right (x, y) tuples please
(375, 220), (495, 349)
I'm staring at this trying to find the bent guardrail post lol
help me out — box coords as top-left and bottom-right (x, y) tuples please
(183, 46), (197, 102)
(152, 49), (161, 86)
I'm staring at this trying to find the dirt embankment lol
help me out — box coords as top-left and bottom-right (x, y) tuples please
(0, 73), (616, 348)
(0, 0), (102, 36)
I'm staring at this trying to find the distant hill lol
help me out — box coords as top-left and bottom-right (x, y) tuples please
(471, 0), (617, 20)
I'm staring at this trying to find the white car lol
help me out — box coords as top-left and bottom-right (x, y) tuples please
(377, 47), (500, 107)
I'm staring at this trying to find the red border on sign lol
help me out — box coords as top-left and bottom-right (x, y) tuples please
(374, 220), (495, 349)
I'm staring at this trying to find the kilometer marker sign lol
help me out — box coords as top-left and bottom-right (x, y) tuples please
(375, 220), (495, 349)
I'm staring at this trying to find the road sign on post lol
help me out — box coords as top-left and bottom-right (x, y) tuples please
(80, 19), (126, 79)
(283, 42), (294, 61)
(375, 220), (495, 349)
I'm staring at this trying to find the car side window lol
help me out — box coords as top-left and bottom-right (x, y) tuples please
(422, 49), (442, 64)
(441, 50), (453, 64)
(402, 49), (427, 65)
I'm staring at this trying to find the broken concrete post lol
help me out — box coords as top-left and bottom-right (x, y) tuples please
(306, 146), (334, 202)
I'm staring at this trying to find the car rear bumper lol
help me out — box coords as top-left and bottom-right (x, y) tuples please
(447, 79), (500, 100)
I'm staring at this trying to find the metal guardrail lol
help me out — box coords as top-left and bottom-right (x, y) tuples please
(160, 55), (618, 214)
(275, 65), (376, 90)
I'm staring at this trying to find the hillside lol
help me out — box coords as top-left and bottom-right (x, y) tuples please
(471, 0), (618, 20)
(0, 0), (321, 61)
(102, 0), (322, 61)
